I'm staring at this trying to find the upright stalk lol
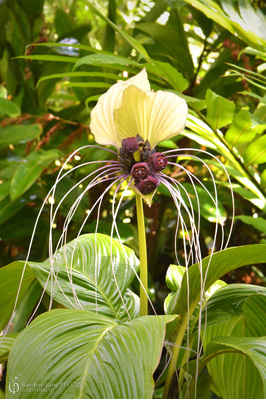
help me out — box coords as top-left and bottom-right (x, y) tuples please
(163, 318), (188, 398)
(135, 194), (148, 316)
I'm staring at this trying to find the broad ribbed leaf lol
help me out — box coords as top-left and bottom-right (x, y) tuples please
(0, 262), (36, 332)
(203, 336), (266, 399)
(201, 290), (266, 399)
(196, 283), (266, 329)
(206, 89), (235, 131)
(0, 335), (17, 363)
(243, 134), (266, 165)
(168, 244), (266, 318)
(6, 309), (176, 399)
(187, 335), (266, 399)
(225, 110), (253, 148)
(166, 264), (186, 292)
(29, 234), (140, 321)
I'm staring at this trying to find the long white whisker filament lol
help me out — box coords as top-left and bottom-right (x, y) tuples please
(163, 148), (234, 248)
(51, 169), (122, 311)
(158, 175), (202, 393)
(165, 156), (220, 382)
(4, 145), (120, 334)
(48, 165), (121, 310)
(163, 148), (234, 397)
(66, 172), (128, 313)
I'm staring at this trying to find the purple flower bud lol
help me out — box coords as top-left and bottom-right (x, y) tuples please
(131, 162), (150, 180)
(149, 152), (168, 171)
(121, 137), (139, 153)
(135, 176), (160, 194)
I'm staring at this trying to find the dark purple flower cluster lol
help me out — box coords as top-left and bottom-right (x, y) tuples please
(119, 136), (168, 195)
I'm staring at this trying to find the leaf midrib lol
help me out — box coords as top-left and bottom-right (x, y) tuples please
(77, 322), (117, 399)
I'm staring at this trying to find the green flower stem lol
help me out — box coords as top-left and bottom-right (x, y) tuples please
(163, 316), (188, 398)
(135, 194), (148, 317)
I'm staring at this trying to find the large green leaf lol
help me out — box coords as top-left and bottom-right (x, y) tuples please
(182, 0), (266, 51)
(12, 281), (43, 333)
(168, 244), (266, 319)
(243, 134), (266, 165)
(206, 89), (235, 131)
(0, 262), (36, 332)
(164, 263), (226, 315)
(0, 334), (17, 363)
(74, 53), (139, 71)
(187, 335), (266, 399)
(6, 309), (176, 399)
(225, 110), (253, 148)
(10, 149), (62, 200)
(0, 124), (42, 150)
(29, 233), (140, 321)
(0, 98), (21, 118)
(146, 61), (188, 92)
(198, 287), (266, 399)
(198, 284), (266, 329)
(135, 20), (194, 80)
(235, 215), (266, 234)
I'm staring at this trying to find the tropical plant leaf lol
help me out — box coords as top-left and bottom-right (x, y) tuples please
(195, 283), (266, 330)
(74, 53), (139, 71)
(0, 334), (17, 363)
(15, 55), (79, 63)
(0, 124), (42, 150)
(225, 110), (253, 148)
(135, 20), (194, 80)
(187, 335), (266, 399)
(10, 149), (62, 200)
(11, 281), (43, 333)
(235, 215), (266, 234)
(195, 287), (266, 399)
(29, 233), (140, 321)
(0, 98), (20, 118)
(146, 61), (188, 92)
(0, 262), (36, 332)
(166, 264), (186, 292)
(182, 0), (266, 51)
(36, 71), (127, 87)
(167, 244), (266, 318)
(6, 309), (177, 399)
(243, 134), (266, 165)
(206, 89), (235, 131)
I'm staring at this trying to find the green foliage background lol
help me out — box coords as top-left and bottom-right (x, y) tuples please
(0, 1), (266, 398)
(0, 0), (265, 294)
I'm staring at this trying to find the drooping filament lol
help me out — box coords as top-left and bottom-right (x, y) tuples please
(5, 137), (234, 399)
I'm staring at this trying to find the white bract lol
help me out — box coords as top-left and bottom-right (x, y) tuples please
(90, 68), (188, 150)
